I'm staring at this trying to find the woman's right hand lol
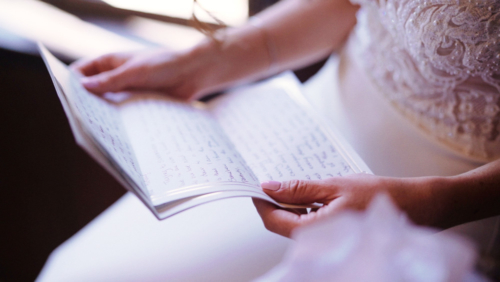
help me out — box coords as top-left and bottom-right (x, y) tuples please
(71, 47), (208, 101)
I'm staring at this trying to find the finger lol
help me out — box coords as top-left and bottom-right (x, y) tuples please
(315, 196), (348, 218)
(70, 58), (96, 76)
(289, 197), (348, 229)
(294, 208), (308, 215)
(252, 199), (302, 238)
(71, 54), (128, 77)
(79, 65), (138, 94)
(260, 179), (338, 205)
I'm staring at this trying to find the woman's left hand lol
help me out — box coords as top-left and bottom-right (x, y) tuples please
(253, 173), (447, 237)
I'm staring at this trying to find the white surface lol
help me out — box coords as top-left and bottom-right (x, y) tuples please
(0, 0), (210, 59)
(125, 17), (205, 51)
(0, 0), (146, 59)
(37, 195), (290, 282)
(104, 0), (248, 26)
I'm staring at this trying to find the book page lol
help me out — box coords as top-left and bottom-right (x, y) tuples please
(65, 75), (147, 195)
(41, 43), (366, 218)
(39, 45), (261, 214)
(119, 96), (260, 205)
(39, 44), (147, 196)
(208, 82), (356, 182)
(39, 45), (163, 217)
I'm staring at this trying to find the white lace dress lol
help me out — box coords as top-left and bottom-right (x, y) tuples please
(304, 0), (500, 259)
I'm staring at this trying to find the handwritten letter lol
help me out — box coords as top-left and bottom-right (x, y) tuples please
(119, 97), (259, 198)
(209, 87), (355, 182)
(68, 78), (145, 189)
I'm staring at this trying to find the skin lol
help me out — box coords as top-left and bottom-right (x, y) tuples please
(72, 0), (358, 100)
(72, 0), (500, 238)
(254, 165), (500, 237)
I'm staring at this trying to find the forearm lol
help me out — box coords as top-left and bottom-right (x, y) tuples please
(186, 0), (359, 98)
(376, 161), (500, 230)
(404, 160), (500, 229)
(436, 160), (500, 229)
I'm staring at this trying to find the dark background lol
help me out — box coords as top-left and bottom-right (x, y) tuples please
(0, 48), (126, 282)
(0, 1), (327, 280)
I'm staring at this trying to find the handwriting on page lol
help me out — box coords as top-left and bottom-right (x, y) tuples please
(210, 87), (355, 182)
(119, 98), (259, 198)
(68, 78), (145, 188)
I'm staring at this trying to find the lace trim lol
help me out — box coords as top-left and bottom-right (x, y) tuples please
(349, 0), (500, 161)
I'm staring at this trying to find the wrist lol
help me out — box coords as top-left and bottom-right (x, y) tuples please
(440, 168), (500, 229)
(421, 176), (456, 229)
(183, 25), (274, 99)
(415, 170), (500, 230)
(391, 176), (452, 229)
(178, 39), (218, 99)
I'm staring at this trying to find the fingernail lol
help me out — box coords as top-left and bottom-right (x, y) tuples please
(80, 78), (99, 89)
(261, 181), (281, 191)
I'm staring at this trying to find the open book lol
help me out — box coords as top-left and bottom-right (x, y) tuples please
(39, 44), (371, 220)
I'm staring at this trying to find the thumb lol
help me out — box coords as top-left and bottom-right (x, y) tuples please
(80, 66), (135, 94)
(261, 179), (337, 205)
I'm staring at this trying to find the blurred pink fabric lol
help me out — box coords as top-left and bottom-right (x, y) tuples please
(255, 195), (486, 282)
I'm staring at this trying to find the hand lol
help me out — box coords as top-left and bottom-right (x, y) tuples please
(253, 174), (446, 237)
(71, 48), (205, 101)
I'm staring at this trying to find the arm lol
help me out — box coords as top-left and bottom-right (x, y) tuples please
(254, 160), (500, 237)
(73, 0), (358, 100)
(439, 160), (500, 228)
(195, 0), (359, 96)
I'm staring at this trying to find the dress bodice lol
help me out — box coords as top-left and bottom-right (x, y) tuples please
(349, 0), (500, 161)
